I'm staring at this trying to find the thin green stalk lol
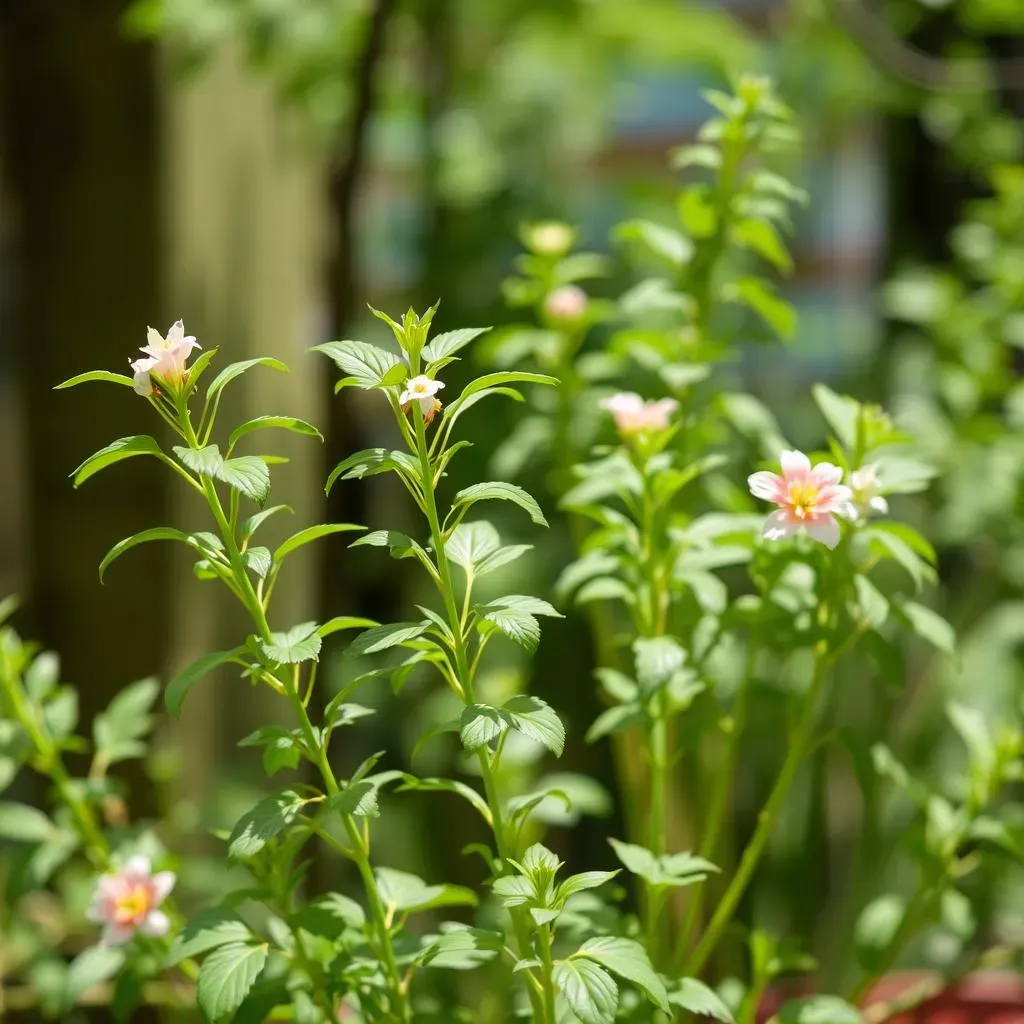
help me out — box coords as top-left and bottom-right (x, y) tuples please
(180, 408), (410, 1023)
(674, 640), (755, 968)
(686, 645), (831, 976)
(536, 923), (559, 1024)
(411, 408), (555, 1023)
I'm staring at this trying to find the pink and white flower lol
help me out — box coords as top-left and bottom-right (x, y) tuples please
(130, 320), (201, 396)
(543, 285), (588, 322)
(399, 374), (444, 422)
(87, 856), (175, 946)
(850, 464), (889, 518)
(748, 450), (855, 550)
(600, 392), (679, 436)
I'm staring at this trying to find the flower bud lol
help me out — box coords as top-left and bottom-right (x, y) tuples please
(543, 285), (587, 323)
(525, 221), (574, 257)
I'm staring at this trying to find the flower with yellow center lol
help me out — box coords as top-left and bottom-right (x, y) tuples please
(399, 374), (444, 423)
(87, 855), (175, 946)
(748, 450), (856, 550)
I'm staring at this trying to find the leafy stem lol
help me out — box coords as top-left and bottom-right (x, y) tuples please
(177, 401), (410, 1023)
(410, 405), (556, 1023)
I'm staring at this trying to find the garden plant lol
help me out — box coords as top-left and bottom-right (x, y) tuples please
(0, 76), (1021, 1024)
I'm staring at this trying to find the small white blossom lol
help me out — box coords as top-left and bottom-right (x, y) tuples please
(528, 221), (574, 257)
(399, 374), (444, 418)
(850, 464), (889, 518)
(86, 856), (175, 947)
(130, 320), (200, 396)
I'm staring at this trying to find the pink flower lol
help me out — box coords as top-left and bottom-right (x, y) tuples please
(130, 320), (200, 396)
(600, 392), (679, 436)
(850, 464), (889, 518)
(748, 450), (855, 550)
(543, 285), (587, 322)
(87, 856), (175, 946)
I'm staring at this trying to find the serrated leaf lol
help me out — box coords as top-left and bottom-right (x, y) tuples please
(196, 942), (269, 1022)
(554, 958), (618, 1024)
(71, 435), (163, 487)
(445, 520), (501, 572)
(228, 790), (308, 858)
(504, 695), (565, 755)
(326, 448), (418, 493)
(460, 704), (508, 749)
(633, 636), (687, 694)
(293, 892), (366, 934)
(205, 357), (287, 401)
(166, 908), (253, 966)
(578, 936), (669, 1013)
(453, 481), (547, 527)
(218, 456), (271, 504)
(347, 622), (428, 657)
(260, 622), (321, 664)
(166, 647), (247, 717)
(669, 979), (735, 1022)
(423, 327), (491, 363)
(482, 607), (541, 652)
(313, 340), (402, 388)
(376, 867), (477, 914)
(274, 523), (364, 562)
(228, 416), (322, 450)
(244, 547), (272, 579)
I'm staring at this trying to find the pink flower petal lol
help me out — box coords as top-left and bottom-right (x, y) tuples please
(780, 450), (811, 479)
(762, 509), (799, 541)
(811, 462), (843, 486)
(122, 855), (151, 881)
(804, 515), (841, 549)
(101, 923), (135, 947)
(150, 870), (176, 903)
(748, 471), (785, 502)
(140, 909), (171, 937)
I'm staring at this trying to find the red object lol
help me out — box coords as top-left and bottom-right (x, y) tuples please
(754, 973), (1024, 1023)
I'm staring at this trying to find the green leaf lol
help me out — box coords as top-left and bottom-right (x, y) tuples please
(732, 218), (793, 273)
(578, 936), (669, 1013)
(419, 926), (503, 970)
(375, 867), (477, 913)
(318, 616), (378, 638)
(453, 481), (547, 527)
(608, 838), (717, 888)
(774, 996), (863, 1024)
(166, 647), (246, 717)
(65, 947), (125, 1010)
(347, 622), (428, 657)
(166, 908), (253, 966)
(260, 622), (321, 664)
(854, 895), (905, 973)
(460, 705), (508, 749)
(326, 448), (418, 492)
(313, 340), (402, 388)
(947, 702), (991, 768)
(98, 527), (192, 582)
(329, 779), (385, 817)
(898, 600), (956, 655)
(205, 358), (287, 402)
(454, 371), (557, 402)
(445, 520), (502, 572)
(482, 606), (541, 652)
(727, 277), (796, 339)
(811, 384), (859, 451)
(228, 416), (322, 451)
(274, 523), (364, 562)
(244, 547), (272, 579)
(292, 892), (366, 934)
(43, 688), (78, 738)
(614, 219), (694, 267)
(633, 636), (686, 694)
(228, 790), (309, 858)
(607, 838), (659, 882)
(241, 505), (292, 542)
(503, 695), (565, 755)
(557, 870), (619, 902)
(554, 958), (618, 1024)
(196, 942), (269, 1022)
(0, 802), (54, 842)
(173, 445), (271, 504)
(93, 678), (159, 764)
(55, 370), (135, 390)
(71, 435), (163, 487)
(423, 327), (491, 364)
(668, 979), (735, 1022)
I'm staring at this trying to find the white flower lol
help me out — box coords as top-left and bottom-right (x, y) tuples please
(86, 856), (175, 946)
(850, 464), (889, 518)
(600, 392), (679, 435)
(399, 374), (444, 418)
(130, 320), (200, 396)
(543, 285), (587, 322)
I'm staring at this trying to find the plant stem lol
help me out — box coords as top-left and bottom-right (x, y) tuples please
(411, 408), (555, 1023)
(536, 923), (559, 1024)
(0, 652), (108, 865)
(674, 639), (755, 968)
(685, 645), (830, 976)
(180, 412), (409, 1022)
